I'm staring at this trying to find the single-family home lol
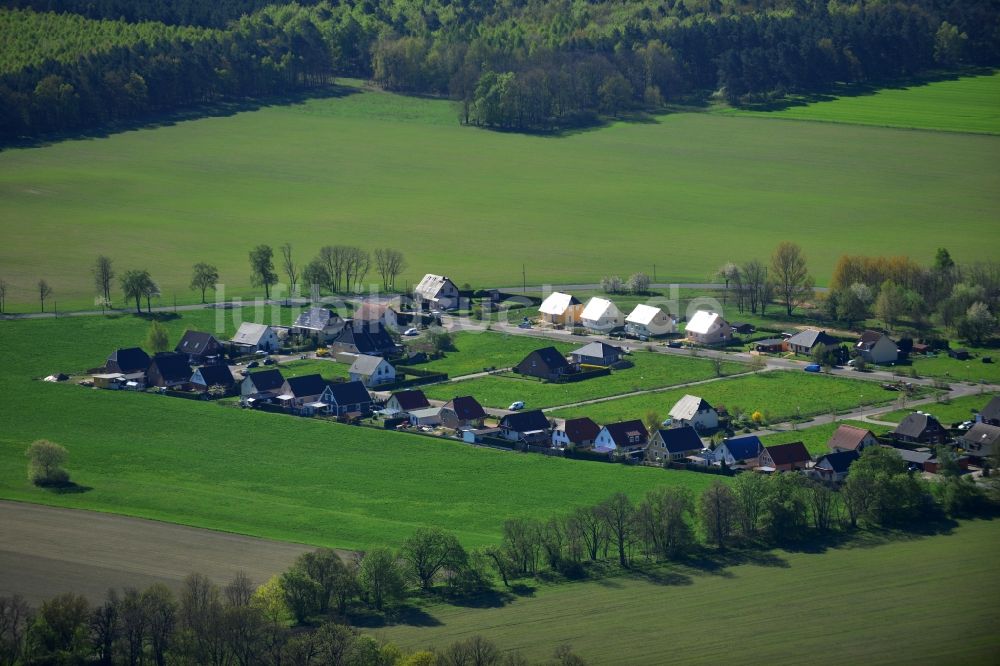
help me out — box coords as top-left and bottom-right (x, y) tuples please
(758, 442), (811, 471)
(551, 417), (601, 449)
(146, 352), (193, 388)
(580, 297), (624, 333)
(190, 364), (235, 392)
(855, 330), (898, 365)
(174, 330), (224, 365)
(231, 323), (280, 354)
(646, 425), (704, 463)
(570, 341), (624, 367)
(515, 347), (573, 381)
(408, 407), (442, 427)
(892, 413), (949, 445)
(349, 355), (396, 387)
(812, 450), (860, 484)
(753, 338), (787, 353)
(538, 292), (583, 326)
(684, 311), (733, 346)
(292, 308), (345, 343)
(354, 302), (399, 331)
(277, 374), (330, 411)
(414, 274), (460, 310)
(712, 436), (763, 466)
(980, 396), (1000, 426)
(958, 422), (1000, 460)
(240, 369), (285, 405)
(594, 420), (649, 454)
(787, 329), (839, 356)
(329, 321), (398, 357)
(323, 380), (374, 418)
(624, 304), (675, 338)
(440, 396), (487, 430)
(384, 389), (431, 415)
(105, 347), (151, 374)
(826, 424), (879, 454)
(668, 394), (719, 431)
(498, 410), (551, 444)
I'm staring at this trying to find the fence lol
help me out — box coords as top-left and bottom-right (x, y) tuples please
(380, 366), (448, 390)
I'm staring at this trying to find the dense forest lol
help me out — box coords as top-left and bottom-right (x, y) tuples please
(1, 0), (998, 138)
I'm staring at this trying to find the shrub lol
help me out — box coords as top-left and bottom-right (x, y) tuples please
(25, 439), (70, 486)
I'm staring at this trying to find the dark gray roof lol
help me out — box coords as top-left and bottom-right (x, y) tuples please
(293, 307), (342, 331)
(501, 410), (550, 433)
(107, 347), (150, 373)
(149, 352), (192, 382)
(893, 413), (946, 439)
(350, 355), (390, 376)
(333, 322), (396, 355)
(571, 341), (623, 359)
(961, 423), (1000, 448)
(285, 374), (328, 397)
(981, 396), (1000, 423)
(445, 396), (487, 420)
(787, 329), (838, 349)
(391, 390), (430, 410)
(175, 330), (220, 356)
(523, 346), (570, 370)
(193, 364), (234, 386)
(654, 425), (703, 454)
(815, 450), (860, 473)
(326, 380), (372, 406)
(889, 447), (933, 465)
(603, 420), (648, 445)
(245, 369), (284, 392)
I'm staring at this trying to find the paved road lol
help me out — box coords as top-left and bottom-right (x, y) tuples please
(0, 501), (313, 605)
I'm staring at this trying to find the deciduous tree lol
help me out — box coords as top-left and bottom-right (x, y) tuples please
(190, 263), (219, 303)
(770, 241), (814, 316)
(92, 255), (115, 303)
(249, 245), (277, 299)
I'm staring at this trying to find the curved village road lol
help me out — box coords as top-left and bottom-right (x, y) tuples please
(0, 501), (313, 605)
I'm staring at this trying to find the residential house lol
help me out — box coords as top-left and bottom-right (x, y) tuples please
(787, 329), (839, 356)
(647, 425), (704, 463)
(277, 374), (329, 412)
(105, 347), (151, 374)
(329, 321), (398, 357)
(812, 450), (860, 483)
(594, 420), (649, 454)
(515, 347), (573, 381)
(684, 311), (733, 346)
(855, 330), (898, 365)
(190, 364), (235, 392)
(146, 352), (193, 388)
(354, 302), (399, 330)
(349, 355), (396, 387)
(892, 413), (949, 445)
(231, 323), (280, 354)
(625, 304), (675, 338)
(538, 292), (583, 326)
(712, 436), (763, 466)
(668, 394), (719, 431)
(958, 423), (1000, 460)
(174, 330), (224, 365)
(414, 274), (460, 310)
(240, 369), (285, 405)
(408, 407), (442, 427)
(753, 339), (787, 353)
(827, 424), (879, 454)
(981, 396), (1000, 426)
(292, 308), (345, 343)
(580, 298), (624, 333)
(570, 341), (624, 367)
(499, 410), (551, 444)
(323, 380), (373, 418)
(758, 442), (811, 471)
(384, 390), (430, 415)
(551, 417), (600, 449)
(440, 396), (487, 430)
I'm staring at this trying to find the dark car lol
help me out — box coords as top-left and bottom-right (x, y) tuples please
(246, 361), (260, 369)
(667, 341), (683, 349)
(263, 358), (276, 365)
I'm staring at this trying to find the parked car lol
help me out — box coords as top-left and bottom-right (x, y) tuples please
(517, 320), (532, 329)
(508, 401), (525, 411)
(404, 328), (419, 336)
(804, 364), (821, 372)
(316, 347), (330, 357)
(667, 341), (683, 348)
(246, 361), (259, 369)
(958, 421), (974, 430)
(263, 358), (276, 365)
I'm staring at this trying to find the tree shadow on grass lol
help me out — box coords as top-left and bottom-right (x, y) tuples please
(350, 605), (443, 629)
(42, 481), (93, 494)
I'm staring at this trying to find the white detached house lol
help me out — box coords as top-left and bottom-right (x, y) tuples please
(685, 310), (733, 345)
(580, 297), (624, 333)
(349, 355), (396, 387)
(538, 292), (583, 326)
(668, 394), (719, 431)
(625, 304), (675, 338)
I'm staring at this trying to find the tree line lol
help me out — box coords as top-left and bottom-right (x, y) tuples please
(718, 240), (815, 317)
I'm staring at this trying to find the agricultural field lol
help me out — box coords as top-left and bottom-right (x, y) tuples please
(377, 519), (1000, 664)
(549, 371), (908, 425)
(759, 420), (889, 456)
(0, 311), (717, 551)
(874, 392), (998, 426)
(1, 81), (998, 310)
(724, 71), (1000, 135)
(423, 349), (747, 409)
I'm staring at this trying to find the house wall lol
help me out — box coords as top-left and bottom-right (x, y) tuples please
(678, 410), (718, 431)
(864, 337), (898, 364)
(594, 430), (617, 450)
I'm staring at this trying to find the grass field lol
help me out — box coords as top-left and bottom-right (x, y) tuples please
(724, 71), (1000, 135)
(410, 332), (577, 377)
(760, 420), (890, 456)
(874, 392), (998, 426)
(0, 311), (719, 550)
(1, 80), (998, 311)
(549, 371), (904, 424)
(909, 349), (1000, 384)
(376, 519), (1000, 664)
(423, 349), (747, 410)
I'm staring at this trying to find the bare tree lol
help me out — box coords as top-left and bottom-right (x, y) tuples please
(0, 278), (7, 313)
(771, 241), (815, 316)
(38, 279), (52, 312)
(280, 243), (298, 296)
(699, 480), (736, 550)
(0, 594), (32, 665)
(573, 505), (606, 561)
(374, 249), (407, 291)
(742, 260), (768, 315)
(248, 245), (277, 299)
(598, 492), (635, 567)
(92, 255), (115, 303)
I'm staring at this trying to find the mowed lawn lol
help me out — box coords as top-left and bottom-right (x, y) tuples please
(423, 350), (747, 409)
(410, 332), (576, 377)
(377, 519), (1000, 664)
(874, 392), (998, 426)
(725, 71), (1000, 134)
(550, 371), (901, 424)
(0, 312), (716, 550)
(910, 350), (1000, 384)
(1, 82), (999, 310)
(760, 420), (890, 456)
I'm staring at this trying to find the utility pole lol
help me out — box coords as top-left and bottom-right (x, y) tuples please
(653, 264), (656, 283)
(522, 264), (526, 294)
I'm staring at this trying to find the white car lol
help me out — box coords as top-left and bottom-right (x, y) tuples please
(508, 401), (525, 411)
(404, 328), (419, 336)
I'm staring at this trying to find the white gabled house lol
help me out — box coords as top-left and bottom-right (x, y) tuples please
(538, 292), (583, 326)
(231, 322), (280, 354)
(625, 304), (675, 338)
(580, 297), (624, 333)
(414, 274), (460, 310)
(684, 310), (733, 345)
(593, 420), (649, 454)
(668, 394), (719, 431)
(349, 355), (396, 387)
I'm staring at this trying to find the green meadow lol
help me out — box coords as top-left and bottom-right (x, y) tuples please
(377, 519), (1000, 664)
(875, 392), (998, 426)
(1, 80), (998, 310)
(724, 70), (1000, 135)
(0, 311), (717, 550)
(760, 420), (890, 457)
